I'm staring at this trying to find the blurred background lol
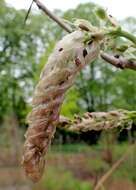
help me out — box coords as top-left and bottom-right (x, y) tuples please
(0, 0), (136, 189)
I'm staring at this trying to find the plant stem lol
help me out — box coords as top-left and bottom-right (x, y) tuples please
(34, 0), (136, 45)
(108, 28), (136, 45)
(33, 0), (72, 33)
(120, 30), (136, 44)
(33, 0), (136, 71)
(101, 52), (136, 71)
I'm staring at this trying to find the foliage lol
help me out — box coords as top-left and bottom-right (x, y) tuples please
(61, 87), (81, 118)
(0, 1), (61, 126)
(51, 143), (91, 153)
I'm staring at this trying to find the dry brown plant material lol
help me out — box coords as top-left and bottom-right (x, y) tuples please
(58, 110), (134, 132)
(22, 29), (100, 182)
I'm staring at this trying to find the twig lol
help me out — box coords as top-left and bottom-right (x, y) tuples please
(24, 0), (34, 25)
(107, 29), (136, 45)
(33, 0), (136, 72)
(101, 52), (136, 71)
(33, 0), (72, 33)
(94, 142), (135, 190)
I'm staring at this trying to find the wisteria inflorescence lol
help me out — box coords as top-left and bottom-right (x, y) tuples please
(58, 110), (136, 132)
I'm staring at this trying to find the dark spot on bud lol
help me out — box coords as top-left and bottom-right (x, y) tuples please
(92, 36), (96, 39)
(59, 80), (65, 85)
(114, 54), (120, 59)
(59, 48), (63, 52)
(117, 62), (124, 69)
(83, 48), (88, 57)
(109, 14), (112, 17)
(79, 24), (89, 31)
(50, 111), (53, 115)
(75, 57), (81, 66)
(88, 40), (93, 45)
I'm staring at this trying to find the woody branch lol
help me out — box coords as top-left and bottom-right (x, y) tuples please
(33, 0), (136, 71)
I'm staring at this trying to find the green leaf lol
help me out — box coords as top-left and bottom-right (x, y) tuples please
(95, 7), (107, 20)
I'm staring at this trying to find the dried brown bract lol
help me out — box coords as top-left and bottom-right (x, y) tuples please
(22, 30), (100, 182)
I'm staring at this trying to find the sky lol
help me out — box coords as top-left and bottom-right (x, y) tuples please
(5, 0), (136, 20)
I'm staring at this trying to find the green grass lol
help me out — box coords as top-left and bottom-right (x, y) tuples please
(51, 143), (92, 153)
(50, 143), (136, 184)
(33, 143), (136, 190)
(0, 141), (135, 189)
(112, 143), (136, 183)
(33, 166), (93, 190)
(86, 158), (109, 172)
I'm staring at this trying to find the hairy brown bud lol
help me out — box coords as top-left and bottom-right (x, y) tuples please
(22, 30), (100, 182)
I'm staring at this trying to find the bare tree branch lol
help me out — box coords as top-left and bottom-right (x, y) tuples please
(101, 52), (136, 71)
(58, 110), (136, 132)
(33, 0), (72, 33)
(33, 0), (136, 72)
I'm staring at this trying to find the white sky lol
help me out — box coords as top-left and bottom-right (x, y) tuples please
(5, 0), (136, 20)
